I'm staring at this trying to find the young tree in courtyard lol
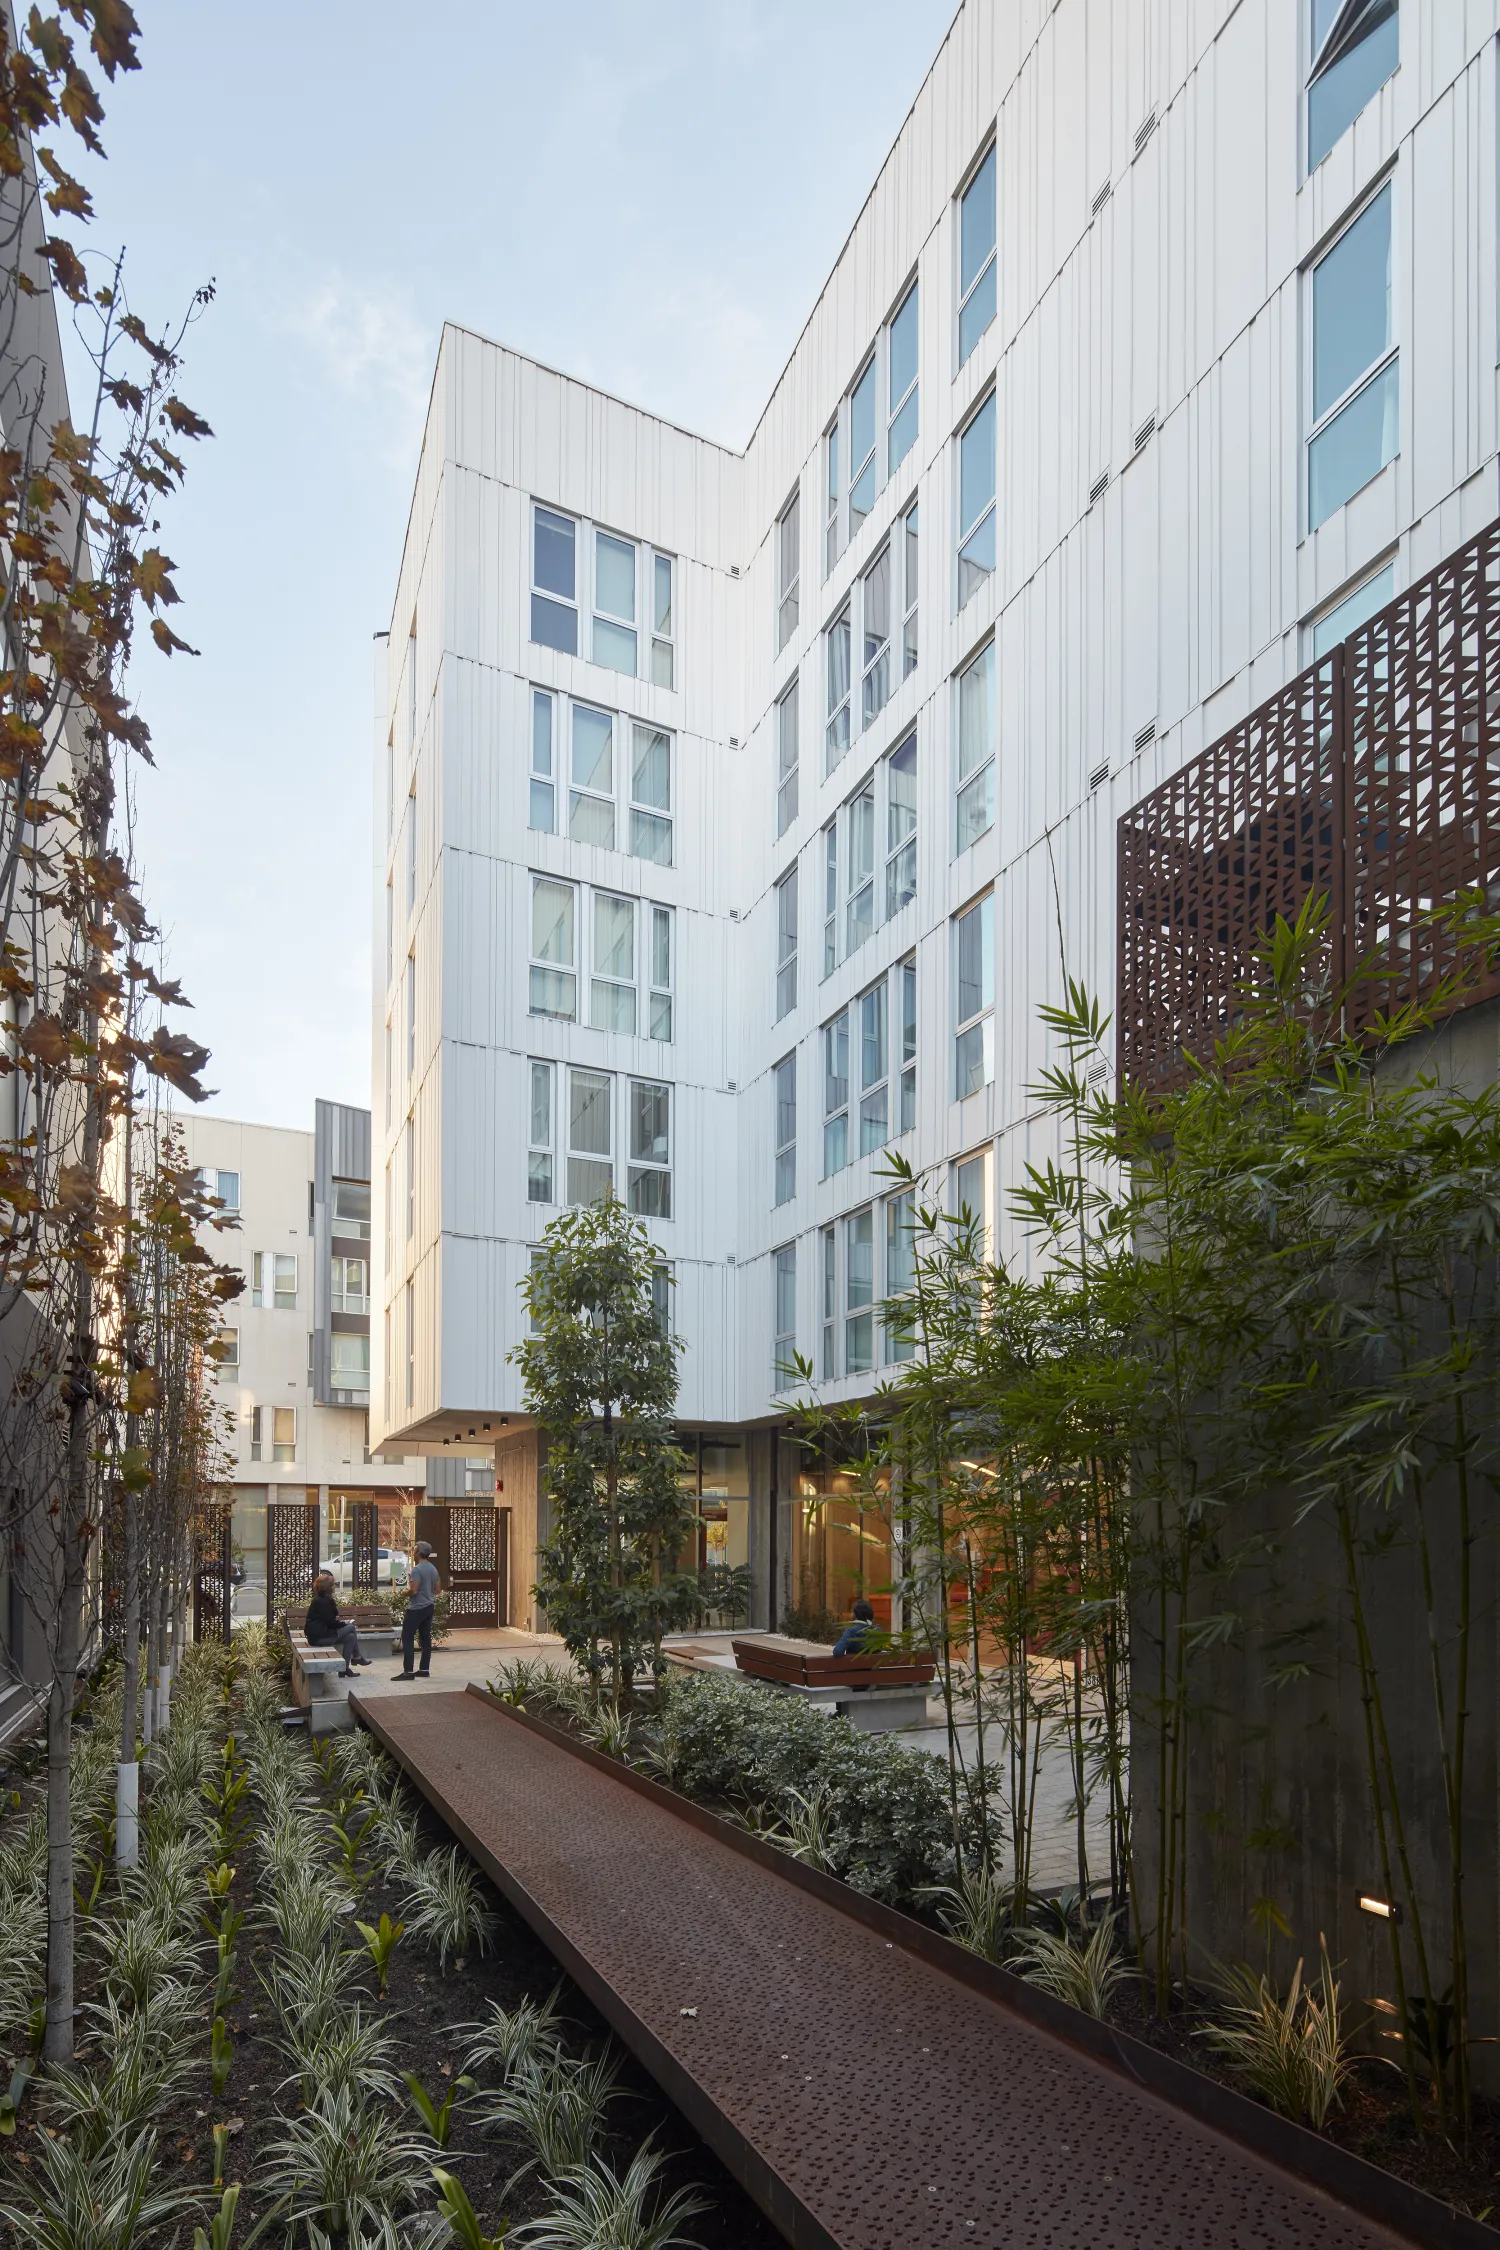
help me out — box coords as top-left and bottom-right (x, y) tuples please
(514, 1196), (697, 1699)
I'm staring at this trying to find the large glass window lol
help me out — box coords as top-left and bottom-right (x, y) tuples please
(331, 1333), (371, 1390)
(630, 725), (673, 864)
(1308, 0), (1397, 173)
(958, 144), (997, 365)
(857, 977), (888, 1154)
(777, 675), (799, 837)
(888, 282), (918, 473)
(628, 1079), (672, 1218)
(823, 1009), (850, 1177)
(273, 1252), (297, 1311)
(215, 1170), (240, 1213)
(848, 358), (877, 532)
(593, 530), (637, 674)
(649, 905), (673, 1041)
(845, 1207), (875, 1375)
(773, 1243), (797, 1390)
(528, 1060), (554, 1202)
(569, 704), (616, 847)
(775, 867), (798, 1020)
(531, 505), (578, 654)
(958, 392), (997, 605)
(901, 501), (918, 677)
(530, 689), (555, 832)
(273, 1406), (296, 1465)
(530, 877), (577, 1019)
(861, 544), (891, 727)
(820, 1225), (837, 1380)
(886, 732), (916, 913)
(826, 607), (851, 774)
(956, 640), (996, 851)
(844, 783), (875, 956)
(885, 1189), (915, 1363)
(1308, 184), (1396, 531)
(568, 1068), (613, 1205)
(953, 892), (995, 1097)
(591, 893), (637, 1034)
(777, 491), (800, 652)
(773, 1054), (796, 1207)
(332, 1180), (370, 1239)
(651, 552), (675, 689)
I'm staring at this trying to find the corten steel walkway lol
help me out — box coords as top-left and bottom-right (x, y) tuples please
(355, 1688), (1471, 2250)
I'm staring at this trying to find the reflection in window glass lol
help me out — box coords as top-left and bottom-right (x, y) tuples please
(528, 1060), (554, 1202)
(1309, 186), (1395, 530)
(956, 642), (996, 852)
(652, 553), (675, 688)
(823, 1011), (850, 1178)
(778, 494), (801, 652)
(885, 1190), (915, 1363)
(958, 394), (997, 605)
(849, 360), (877, 530)
(826, 609), (851, 773)
(858, 979), (888, 1154)
(630, 725), (673, 864)
(959, 146), (997, 365)
(777, 676), (799, 837)
(628, 1079), (671, 1217)
(1308, 0), (1397, 172)
(531, 506), (578, 653)
(775, 868), (798, 1021)
(886, 734), (916, 914)
(1312, 562), (1395, 659)
(530, 878), (577, 1019)
(774, 1054), (796, 1206)
(888, 283), (919, 473)
(773, 1243), (796, 1389)
(593, 531), (637, 673)
(590, 894), (637, 1035)
(568, 1068), (613, 1205)
(845, 786), (875, 956)
(530, 690), (555, 832)
(845, 1207), (874, 1375)
(861, 545), (891, 726)
(569, 706), (615, 847)
(953, 893), (995, 1097)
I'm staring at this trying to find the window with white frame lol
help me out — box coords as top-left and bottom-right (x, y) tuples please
(952, 1147), (990, 1258)
(405, 954), (416, 1078)
(820, 1225), (837, 1379)
(845, 1206), (875, 1375)
(591, 892), (637, 1034)
(530, 877), (577, 1019)
(958, 392), (997, 606)
(405, 1278), (415, 1407)
(822, 822), (838, 977)
(385, 880), (393, 989)
(630, 724), (673, 864)
(773, 1243), (796, 1390)
(897, 953), (916, 1131)
(331, 1257), (369, 1313)
(530, 689), (555, 831)
(648, 905), (673, 1040)
(1308, 183), (1396, 532)
(273, 1405), (296, 1464)
(251, 1250), (264, 1308)
(569, 703), (616, 847)
(953, 892), (995, 1097)
(273, 1253), (297, 1311)
(568, 1068), (613, 1205)
(215, 1327), (239, 1380)
(215, 1169), (240, 1212)
(651, 553), (675, 688)
(531, 504), (578, 654)
(593, 528), (637, 674)
(404, 1112), (417, 1240)
(958, 143), (997, 366)
(888, 281), (918, 473)
(856, 976), (888, 1153)
(886, 733), (916, 913)
(331, 1334), (371, 1392)
(823, 1008), (850, 1177)
(861, 543), (891, 727)
(824, 421), (841, 575)
(333, 1180), (370, 1239)
(628, 1078), (671, 1218)
(776, 675), (799, 837)
(1308, 1), (1397, 174)
(900, 500), (918, 677)
(848, 358), (877, 535)
(884, 1188), (916, 1362)
(777, 491), (800, 652)
(406, 786), (417, 911)
(955, 641), (995, 852)
(1311, 558), (1395, 660)
(825, 606), (851, 774)
(249, 1404), (263, 1462)
(528, 1060), (554, 1202)
(775, 867), (798, 1021)
(773, 1053), (796, 1207)
(844, 781), (875, 957)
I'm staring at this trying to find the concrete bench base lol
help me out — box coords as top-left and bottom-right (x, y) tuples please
(759, 1678), (934, 1733)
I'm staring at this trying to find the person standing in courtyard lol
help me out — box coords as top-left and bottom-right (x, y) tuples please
(393, 1540), (441, 1679)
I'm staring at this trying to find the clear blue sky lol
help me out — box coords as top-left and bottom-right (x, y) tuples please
(72, 0), (957, 1128)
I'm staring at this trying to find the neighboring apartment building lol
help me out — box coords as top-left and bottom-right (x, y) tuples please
(181, 1100), (429, 1614)
(371, 0), (1497, 1631)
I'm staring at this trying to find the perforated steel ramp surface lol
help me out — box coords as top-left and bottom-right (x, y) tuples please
(355, 1688), (1433, 2250)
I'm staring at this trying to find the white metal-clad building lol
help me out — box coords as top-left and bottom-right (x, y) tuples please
(372, 0), (1496, 1629)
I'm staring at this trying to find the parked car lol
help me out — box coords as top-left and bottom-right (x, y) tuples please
(323, 1543), (409, 1589)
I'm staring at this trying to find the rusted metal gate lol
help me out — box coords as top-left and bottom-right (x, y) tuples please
(1118, 519), (1500, 1090)
(351, 1500), (379, 1593)
(191, 1502), (234, 1644)
(266, 1499), (320, 1628)
(414, 1504), (509, 1628)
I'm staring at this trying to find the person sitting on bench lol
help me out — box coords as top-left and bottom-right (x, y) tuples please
(304, 1572), (371, 1676)
(832, 1597), (876, 1658)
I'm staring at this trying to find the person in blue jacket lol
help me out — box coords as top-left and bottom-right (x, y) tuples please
(832, 1596), (876, 1658)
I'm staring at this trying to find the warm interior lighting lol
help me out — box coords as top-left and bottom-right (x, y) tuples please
(1359, 1893), (1401, 1922)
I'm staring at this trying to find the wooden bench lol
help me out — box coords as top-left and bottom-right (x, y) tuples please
(284, 1608), (398, 1735)
(730, 1634), (937, 1734)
